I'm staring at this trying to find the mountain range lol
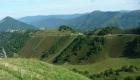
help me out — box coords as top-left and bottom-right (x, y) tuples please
(0, 10), (139, 32)
(19, 10), (140, 30)
(19, 14), (82, 28)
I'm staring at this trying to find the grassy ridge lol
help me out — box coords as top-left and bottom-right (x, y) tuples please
(0, 58), (91, 80)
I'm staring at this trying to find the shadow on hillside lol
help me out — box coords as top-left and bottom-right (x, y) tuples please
(123, 37), (140, 58)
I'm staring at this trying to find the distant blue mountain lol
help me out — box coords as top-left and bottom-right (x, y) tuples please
(69, 10), (140, 30)
(19, 10), (140, 30)
(19, 14), (82, 28)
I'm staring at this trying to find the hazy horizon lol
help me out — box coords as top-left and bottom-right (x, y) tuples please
(0, 0), (140, 19)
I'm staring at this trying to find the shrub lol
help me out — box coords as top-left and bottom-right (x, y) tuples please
(124, 76), (134, 80)
(136, 76), (140, 80)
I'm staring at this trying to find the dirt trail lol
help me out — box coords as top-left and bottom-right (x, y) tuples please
(47, 36), (78, 62)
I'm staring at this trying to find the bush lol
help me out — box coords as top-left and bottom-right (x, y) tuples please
(58, 25), (75, 32)
(124, 76), (134, 80)
(97, 26), (121, 35)
(124, 37), (140, 58)
(136, 76), (140, 80)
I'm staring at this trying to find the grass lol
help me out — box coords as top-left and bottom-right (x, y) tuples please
(0, 69), (19, 80)
(119, 72), (140, 78)
(102, 35), (137, 58)
(19, 35), (61, 58)
(61, 58), (140, 74)
(18, 30), (77, 59)
(0, 58), (91, 80)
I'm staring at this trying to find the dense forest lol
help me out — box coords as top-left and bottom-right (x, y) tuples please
(0, 31), (30, 57)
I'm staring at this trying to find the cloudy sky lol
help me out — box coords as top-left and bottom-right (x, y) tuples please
(0, 0), (140, 18)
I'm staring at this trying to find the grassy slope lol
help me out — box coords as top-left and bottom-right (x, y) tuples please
(0, 58), (90, 80)
(19, 31), (140, 64)
(19, 35), (60, 58)
(52, 35), (140, 64)
(60, 35), (140, 73)
(18, 30), (74, 58)
(61, 58), (140, 74)
(47, 35), (78, 62)
(101, 35), (138, 58)
(53, 35), (107, 64)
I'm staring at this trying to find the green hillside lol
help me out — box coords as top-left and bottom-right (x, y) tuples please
(0, 32), (30, 57)
(19, 35), (61, 58)
(19, 30), (77, 59)
(62, 58), (140, 80)
(17, 29), (140, 64)
(0, 28), (140, 80)
(101, 35), (138, 57)
(62, 58), (140, 73)
(52, 35), (140, 64)
(0, 58), (90, 80)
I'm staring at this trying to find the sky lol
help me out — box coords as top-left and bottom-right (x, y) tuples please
(0, 0), (140, 18)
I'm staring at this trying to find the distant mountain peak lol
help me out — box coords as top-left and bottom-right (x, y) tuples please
(1, 16), (16, 23)
(3, 16), (14, 20)
(0, 16), (35, 32)
(5, 16), (12, 18)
